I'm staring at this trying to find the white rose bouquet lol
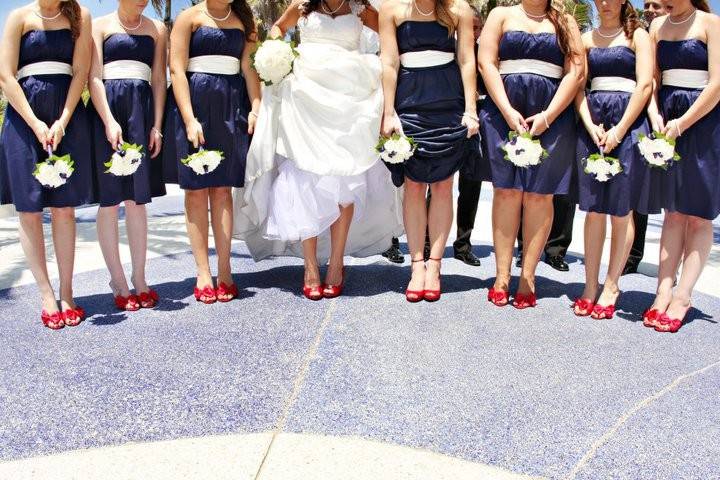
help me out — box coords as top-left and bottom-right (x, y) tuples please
(181, 148), (224, 175)
(502, 132), (548, 168)
(252, 39), (298, 86)
(33, 147), (74, 188)
(105, 142), (143, 176)
(376, 133), (417, 165)
(584, 153), (622, 182)
(637, 131), (680, 169)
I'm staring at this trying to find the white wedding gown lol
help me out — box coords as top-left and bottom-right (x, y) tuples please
(233, 2), (403, 261)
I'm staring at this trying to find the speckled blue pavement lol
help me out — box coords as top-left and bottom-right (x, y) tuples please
(1, 216), (719, 478)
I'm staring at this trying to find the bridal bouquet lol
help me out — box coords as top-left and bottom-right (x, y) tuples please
(503, 132), (547, 168)
(105, 143), (143, 176)
(33, 148), (74, 188)
(637, 131), (680, 169)
(181, 148), (224, 175)
(584, 153), (622, 182)
(376, 133), (417, 164)
(252, 39), (298, 86)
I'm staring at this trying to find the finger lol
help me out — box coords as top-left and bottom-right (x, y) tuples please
(198, 130), (206, 146)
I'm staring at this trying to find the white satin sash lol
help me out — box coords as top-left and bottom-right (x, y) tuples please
(498, 59), (563, 79)
(662, 69), (709, 89)
(103, 60), (152, 82)
(400, 50), (455, 68)
(590, 76), (637, 93)
(187, 55), (240, 75)
(16, 61), (72, 79)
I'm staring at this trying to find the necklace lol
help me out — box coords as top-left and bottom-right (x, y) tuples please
(595, 26), (623, 38)
(321, 0), (346, 15)
(667, 8), (696, 25)
(413, 0), (435, 17)
(204, 6), (232, 22)
(520, 4), (547, 19)
(117, 12), (143, 31)
(34, 3), (62, 21)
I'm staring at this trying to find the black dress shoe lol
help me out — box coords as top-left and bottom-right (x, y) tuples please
(545, 255), (569, 272)
(381, 244), (405, 264)
(454, 250), (482, 266)
(622, 262), (638, 276)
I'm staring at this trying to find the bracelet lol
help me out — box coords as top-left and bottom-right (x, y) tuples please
(249, 111), (259, 119)
(541, 111), (550, 129)
(53, 121), (65, 136)
(152, 127), (163, 138)
(673, 120), (682, 137)
(610, 127), (622, 144)
(462, 112), (479, 122)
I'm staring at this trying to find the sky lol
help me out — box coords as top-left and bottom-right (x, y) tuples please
(2, 0), (720, 32)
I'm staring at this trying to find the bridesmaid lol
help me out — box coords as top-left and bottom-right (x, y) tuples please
(164, 0), (261, 304)
(573, 0), (653, 318)
(479, 0), (584, 308)
(643, 0), (720, 333)
(380, 0), (479, 302)
(0, 0), (93, 330)
(89, 0), (167, 311)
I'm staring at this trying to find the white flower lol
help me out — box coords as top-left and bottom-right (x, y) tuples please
(35, 162), (64, 188)
(183, 150), (224, 175)
(378, 134), (416, 164)
(53, 159), (74, 179)
(106, 145), (143, 176)
(504, 134), (545, 167)
(253, 39), (296, 85)
(638, 134), (677, 168)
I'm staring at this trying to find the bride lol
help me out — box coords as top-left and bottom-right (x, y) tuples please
(233, 0), (403, 300)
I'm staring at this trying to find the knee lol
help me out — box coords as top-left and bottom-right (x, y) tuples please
(49, 206), (75, 220)
(209, 187), (232, 202)
(522, 192), (552, 207)
(587, 212), (605, 222)
(493, 187), (521, 202)
(429, 178), (453, 197)
(404, 179), (427, 198)
(686, 215), (710, 232)
(185, 188), (208, 205)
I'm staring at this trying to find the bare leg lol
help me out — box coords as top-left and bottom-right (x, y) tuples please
(403, 178), (428, 299)
(18, 212), (59, 318)
(185, 188), (214, 302)
(425, 177), (454, 291)
(665, 214), (713, 320)
(651, 211), (686, 313)
(594, 212), (634, 317)
(517, 192), (553, 296)
(50, 207), (77, 312)
(326, 204), (354, 286)
(302, 236), (321, 288)
(97, 205), (132, 301)
(209, 187), (234, 300)
(124, 200), (150, 295)
(492, 188), (523, 301)
(576, 212), (605, 315)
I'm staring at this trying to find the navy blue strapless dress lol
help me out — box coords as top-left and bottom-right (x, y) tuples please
(386, 21), (476, 187)
(480, 31), (576, 194)
(656, 40), (720, 220)
(576, 46), (652, 216)
(0, 29), (94, 212)
(162, 27), (250, 189)
(91, 34), (166, 207)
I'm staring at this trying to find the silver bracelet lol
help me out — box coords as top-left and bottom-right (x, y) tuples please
(53, 121), (65, 136)
(249, 111), (259, 119)
(610, 127), (622, 144)
(462, 112), (479, 122)
(152, 127), (163, 138)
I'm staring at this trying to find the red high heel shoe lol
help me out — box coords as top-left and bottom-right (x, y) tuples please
(423, 258), (442, 302)
(194, 285), (217, 304)
(114, 294), (140, 311)
(216, 283), (238, 303)
(303, 284), (324, 301)
(488, 288), (510, 307)
(642, 308), (662, 328)
(654, 313), (683, 333)
(591, 303), (616, 320)
(62, 306), (85, 327)
(323, 268), (345, 299)
(572, 298), (595, 317)
(406, 258), (425, 303)
(41, 310), (64, 330)
(512, 292), (537, 309)
(138, 289), (159, 308)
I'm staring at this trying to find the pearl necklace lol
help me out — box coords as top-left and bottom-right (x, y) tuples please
(520, 5), (547, 19)
(117, 12), (143, 31)
(595, 26), (623, 38)
(321, 0), (347, 15)
(667, 8), (696, 25)
(413, 0), (435, 17)
(34, 3), (62, 21)
(204, 6), (232, 22)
